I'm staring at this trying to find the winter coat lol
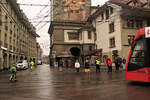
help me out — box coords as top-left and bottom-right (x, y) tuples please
(75, 62), (80, 68)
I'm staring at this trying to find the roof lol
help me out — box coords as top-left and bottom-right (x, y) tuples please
(109, 0), (129, 4)
(88, 0), (150, 21)
(87, 4), (108, 21)
(8, 0), (39, 37)
(126, 0), (149, 6)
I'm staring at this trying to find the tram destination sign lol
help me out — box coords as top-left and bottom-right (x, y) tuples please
(145, 27), (150, 38)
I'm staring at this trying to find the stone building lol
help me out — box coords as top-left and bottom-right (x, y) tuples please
(48, 0), (97, 65)
(88, 0), (150, 61)
(0, 0), (39, 70)
(36, 43), (42, 63)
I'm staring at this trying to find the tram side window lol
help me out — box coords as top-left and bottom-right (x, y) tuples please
(128, 38), (144, 71)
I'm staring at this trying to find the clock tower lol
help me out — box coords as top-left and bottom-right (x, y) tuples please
(49, 0), (93, 66)
(51, 0), (91, 22)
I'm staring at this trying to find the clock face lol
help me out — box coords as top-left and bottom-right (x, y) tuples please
(65, 0), (83, 10)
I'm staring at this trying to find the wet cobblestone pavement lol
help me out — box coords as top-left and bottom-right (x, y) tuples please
(0, 64), (150, 100)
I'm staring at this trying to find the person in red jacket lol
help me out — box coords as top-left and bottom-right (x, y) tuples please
(107, 58), (112, 72)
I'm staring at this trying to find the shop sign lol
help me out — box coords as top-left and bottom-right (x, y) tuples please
(52, 50), (56, 54)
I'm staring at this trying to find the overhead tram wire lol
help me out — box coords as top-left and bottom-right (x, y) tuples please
(37, 10), (50, 18)
(0, 21), (50, 23)
(34, 1), (50, 18)
(36, 21), (49, 32)
(0, 2), (92, 7)
(17, 3), (51, 7)
(35, 11), (50, 27)
(29, 15), (50, 20)
(35, 15), (49, 27)
(0, 2), (52, 6)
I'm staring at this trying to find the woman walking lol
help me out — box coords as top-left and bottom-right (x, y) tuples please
(107, 58), (112, 72)
(85, 58), (90, 79)
(75, 60), (80, 72)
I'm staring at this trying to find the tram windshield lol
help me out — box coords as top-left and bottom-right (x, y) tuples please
(127, 36), (145, 71)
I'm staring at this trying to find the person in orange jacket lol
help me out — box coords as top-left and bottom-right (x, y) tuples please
(107, 58), (112, 72)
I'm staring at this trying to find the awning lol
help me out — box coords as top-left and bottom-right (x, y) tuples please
(1, 47), (7, 51)
(84, 49), (103, 56)
(57, 55), (74, 58)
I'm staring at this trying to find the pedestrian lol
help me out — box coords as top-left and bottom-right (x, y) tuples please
(30, 61), (35, 71)
(122, 58), (126, 70)
(65, 60), (68, 68)
(85, 58), (90, 79)
(85, 58), (90, 73)
(107, 58), (112, 72)
(9, 64), (17, 82)
(95, 58), (101, 72)
(54, 62), (58, 68)
(118, 57), (122, 69)
(68, 60), (72, 69)
(114, 56), (119, 72)
(59, 59), (63, 72)
(75, 60), (80, 72)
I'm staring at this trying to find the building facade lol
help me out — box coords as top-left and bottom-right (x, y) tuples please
(0, 0), (39, 70)
(88, 1), (150, 61)
(49, 0), (96, 65)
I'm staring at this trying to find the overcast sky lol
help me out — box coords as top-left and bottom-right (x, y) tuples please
(17, 0), (109, 56)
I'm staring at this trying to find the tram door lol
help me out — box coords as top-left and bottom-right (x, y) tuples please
(127, 36), (145, 72)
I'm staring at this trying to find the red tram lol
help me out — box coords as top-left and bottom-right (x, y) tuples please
(125, 27), (150, 82)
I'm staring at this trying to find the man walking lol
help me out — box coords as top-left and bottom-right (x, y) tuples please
(114, 56), (119, 71)
(30, 61), (35, 71)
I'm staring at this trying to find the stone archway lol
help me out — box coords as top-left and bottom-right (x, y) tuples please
(70, 47), (80, 57)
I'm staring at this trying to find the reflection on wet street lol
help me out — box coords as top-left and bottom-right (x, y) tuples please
(0, 64), (150, 100)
